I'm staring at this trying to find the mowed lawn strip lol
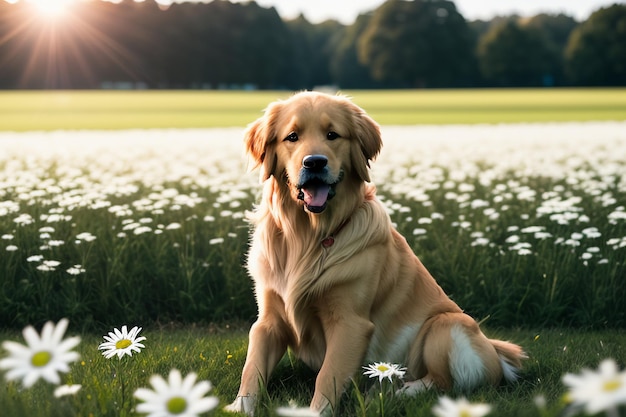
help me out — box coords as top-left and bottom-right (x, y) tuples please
(0, 88), (625, 131)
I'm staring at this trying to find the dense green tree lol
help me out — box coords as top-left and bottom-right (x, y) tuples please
(357, 0), (476, 87)
(525, 13), (578, 85)
(0, 0), (293, 89)
(284, 16), (345, 89)
(477, 20), (557, 86)
(565, 4), (626, 86)
(0, 2), (26, 88)
(469, 15), (518, 40)
(330, 13), (379, 88)
(219, 1), (291, 88)
(526, 13), (578, 49)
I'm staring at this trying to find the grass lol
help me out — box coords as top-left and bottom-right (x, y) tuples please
(0, 327), (624, 417)
(0, 90), (282, 131)
(348, 88), (626, 125)
(0, 328), (626, 417)
(0, 88), (625, 131)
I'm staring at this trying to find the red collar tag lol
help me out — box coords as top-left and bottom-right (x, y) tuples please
(321, 218), (351, 248)
(321, 236), (335, 248)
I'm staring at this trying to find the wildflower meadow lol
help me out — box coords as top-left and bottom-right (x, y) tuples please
(1, 120), (625, 416)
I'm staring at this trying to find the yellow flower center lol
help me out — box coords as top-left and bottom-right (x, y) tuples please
(115, 339), (132, 349)
(166, 397), (187, 414)
(460, 411), (471, 417)
(31, 351), (51, 367)
(603, 378), (622, 392)
(376, 364), (390, 372)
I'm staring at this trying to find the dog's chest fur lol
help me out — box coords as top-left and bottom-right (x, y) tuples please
(247, 187), (394, 368)
(249, 226), (334, 368)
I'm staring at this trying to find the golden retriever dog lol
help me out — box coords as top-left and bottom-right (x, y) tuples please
(225, 91), (526, 415)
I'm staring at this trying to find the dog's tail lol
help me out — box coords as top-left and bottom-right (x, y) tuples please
(490, 339), (527, 383)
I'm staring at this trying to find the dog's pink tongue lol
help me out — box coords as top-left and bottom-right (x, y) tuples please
(302, 184), (330, 207)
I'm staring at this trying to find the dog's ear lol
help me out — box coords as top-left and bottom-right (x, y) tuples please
(350, 105), (382, 183)
(244, 102), (281, 182)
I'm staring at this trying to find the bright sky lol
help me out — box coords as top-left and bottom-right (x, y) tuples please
(228, 0), (622, 23)
(14, 0), (625, 24)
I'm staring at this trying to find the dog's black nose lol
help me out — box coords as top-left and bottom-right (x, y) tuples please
(302, 154), (328, 171)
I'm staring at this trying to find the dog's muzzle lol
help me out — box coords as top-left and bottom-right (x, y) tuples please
(297, 155), (342, 214)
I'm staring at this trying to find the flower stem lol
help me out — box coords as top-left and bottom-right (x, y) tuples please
(114, 358), (130, 417)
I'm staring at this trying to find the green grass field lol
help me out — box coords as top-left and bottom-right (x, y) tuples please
(1, 90), (625, 416)
(0, 88), (625, 131)
(0, 327), (624, 416)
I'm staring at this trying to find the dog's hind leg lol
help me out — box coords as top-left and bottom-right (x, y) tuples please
(404, 313), (503, 394)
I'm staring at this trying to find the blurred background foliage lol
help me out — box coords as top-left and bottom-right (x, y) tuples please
(0, 0), (624, 90)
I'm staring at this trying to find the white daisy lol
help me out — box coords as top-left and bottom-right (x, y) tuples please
(76, 232), (96, 242)
(98, 325), (146, 359)
(134, 369), (219, 417)
(363, 362), (406, 383)
(0, 318), (81, 388)
(562, 358), (626, 415)
(432, 396), (492, 417)
(54, 383), (82, 398)
(66, 265), (86, 275)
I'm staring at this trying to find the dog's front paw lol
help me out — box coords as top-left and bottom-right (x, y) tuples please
(224, 395), (256, 415)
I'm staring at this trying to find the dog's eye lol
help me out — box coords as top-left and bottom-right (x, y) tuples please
(284, 132), (299, 142)
(327, 131), (340, 140)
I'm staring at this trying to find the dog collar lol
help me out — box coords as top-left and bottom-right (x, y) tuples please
(321, 218), (351, 248)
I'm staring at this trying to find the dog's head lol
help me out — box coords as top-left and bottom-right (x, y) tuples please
(245, 91), (382, 214)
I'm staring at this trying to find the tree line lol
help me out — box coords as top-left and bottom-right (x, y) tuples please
(0, 0), (624, 89)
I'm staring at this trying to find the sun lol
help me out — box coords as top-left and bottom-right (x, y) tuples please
(29, 0), (75, 19)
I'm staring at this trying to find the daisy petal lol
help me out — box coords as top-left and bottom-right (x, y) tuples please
(134, 370), (219, 416)
(22, 325), (41, 348)
(50, 318), (69, 345)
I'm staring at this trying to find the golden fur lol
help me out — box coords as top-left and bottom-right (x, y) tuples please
(225, 92), (526, 415)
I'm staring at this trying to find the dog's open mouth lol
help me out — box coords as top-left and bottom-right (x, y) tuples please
(297, 172), (343, 213)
